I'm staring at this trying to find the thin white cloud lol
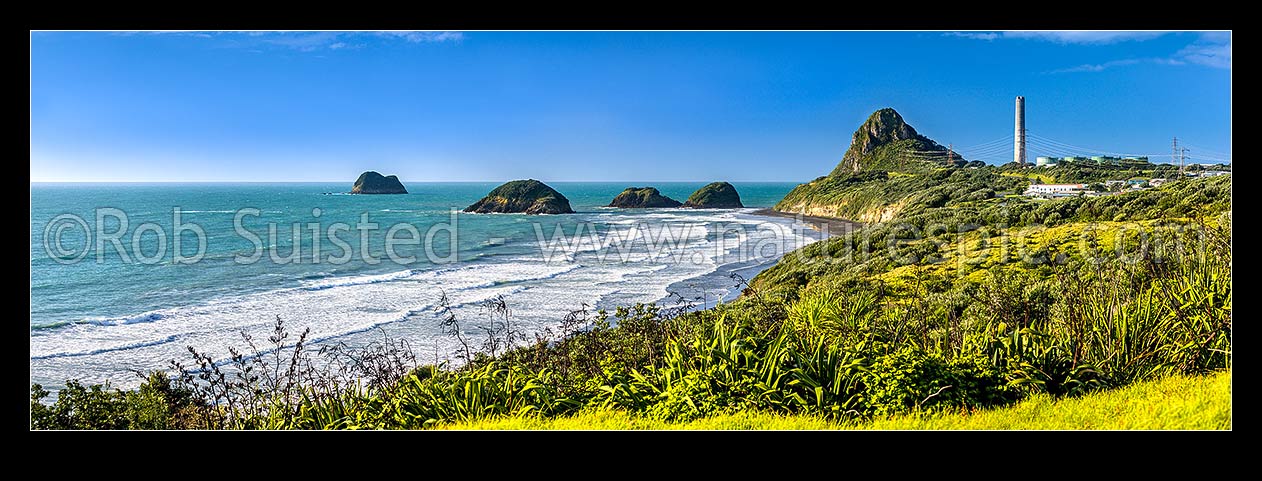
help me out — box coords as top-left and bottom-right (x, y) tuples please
(128, 31), (465, 52)
(1049, 32), (1230, 72)
(1049, 58), (1143, 73)
(1198, 31), (1231, 43)
(1177, 36), (1231, 68)
(1049, 57), (1208, 74)
(375, 31), (464, 43)
(253, 31), (464, 51)
(943, 31), (998, 41)
(946, 31), (1169, 44)
(1002, 31), (1168, 44)
(951, 30), (1231, 72)
(110, 31), (214, 39)
(256, 32), (343, 52)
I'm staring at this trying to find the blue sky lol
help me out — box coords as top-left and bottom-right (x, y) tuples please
(30, 31), (1231, 182)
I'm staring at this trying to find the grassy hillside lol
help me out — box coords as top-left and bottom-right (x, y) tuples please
(441, 370), (1230, 430)
(776, 168), (1025, 222)
(758, 175), (1231, 295)
(868, 369), (1231, 430)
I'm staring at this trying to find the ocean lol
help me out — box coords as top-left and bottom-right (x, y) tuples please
(30, 182), (820, 388)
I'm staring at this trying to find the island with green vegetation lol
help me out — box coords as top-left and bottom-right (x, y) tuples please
(607, 187), (683, 208)
(350, 171), (408, 194)
(31, 109), (1231, 430)
(464, 179), (575, 215)
(682, 181), (744, 208)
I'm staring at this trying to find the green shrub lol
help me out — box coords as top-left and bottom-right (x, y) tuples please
(30, 372), (200, 430)
(859, 348), (1017, 417)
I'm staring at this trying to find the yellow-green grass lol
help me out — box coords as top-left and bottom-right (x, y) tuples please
(440, 410), (838, 430)
(1001, 171), (1056, 184)
(866, 369), (1230, 430)
(867, 217), (1210, 295)
(439, 370), (1230, 430)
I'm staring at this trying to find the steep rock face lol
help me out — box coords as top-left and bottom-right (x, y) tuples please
(607, 187), (682, 208)
(774, 108), (968, 220)
(682, 182), (743, 208)
(351, 171), (408, 194)
(464, 179), (575, 214)
(830, 108), (956, 176)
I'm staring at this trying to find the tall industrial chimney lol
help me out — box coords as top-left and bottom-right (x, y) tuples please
(1014, 96), (1027, 166)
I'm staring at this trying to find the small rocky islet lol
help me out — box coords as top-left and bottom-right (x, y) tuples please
(464, 179), (575, 215)
(607, 187), (682, 208)
(350, 171), (408, 194)
(681, 181), (744, 208)
(460, 180), (744, 214)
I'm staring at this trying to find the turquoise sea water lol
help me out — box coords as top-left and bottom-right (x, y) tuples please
(30, 182), (820, 387)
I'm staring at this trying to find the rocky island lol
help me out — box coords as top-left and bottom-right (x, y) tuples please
(350, 171), (408, 194)
(464, 179), (574, 214)
(607, 187), (682, 208)
(682, 182), (744, 208)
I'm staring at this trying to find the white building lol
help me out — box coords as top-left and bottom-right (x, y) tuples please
(1024, 183), (1086, 198)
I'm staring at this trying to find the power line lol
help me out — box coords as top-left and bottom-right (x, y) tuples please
(1029, 133), (1130, 157)
(956, 135), (1014, 151)
(1180, 143), (1232, 158)
(955, 143), (1016, 158)
(1027, 133), (1169, 158)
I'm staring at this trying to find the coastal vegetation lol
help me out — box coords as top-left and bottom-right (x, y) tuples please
(30, 109), (1230, 430)
(439, 369), (1230, 430)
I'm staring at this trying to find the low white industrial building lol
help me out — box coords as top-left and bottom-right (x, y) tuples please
(1024, 183), (1087, 198)
(1197, 171), (1231, 178)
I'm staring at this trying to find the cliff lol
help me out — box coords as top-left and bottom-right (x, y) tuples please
(830, 108), (958, 176)
(775, 108), (980, 221)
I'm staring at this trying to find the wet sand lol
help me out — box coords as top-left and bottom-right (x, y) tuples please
(748, 208), (861, 237)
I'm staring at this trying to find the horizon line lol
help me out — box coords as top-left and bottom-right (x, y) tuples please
(29, 179), (817, 184)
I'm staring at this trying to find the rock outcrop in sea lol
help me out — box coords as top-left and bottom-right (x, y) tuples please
(351, 171), (408, 194)
(607, 187), (682, 208)
(464, 179), (575, 214)
(682, 182), (743, 208)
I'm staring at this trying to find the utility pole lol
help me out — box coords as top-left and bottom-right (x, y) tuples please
(947, 143), (954, 166)
(1181, 148), (1189, 177)
(1173, 137), (1181, 177)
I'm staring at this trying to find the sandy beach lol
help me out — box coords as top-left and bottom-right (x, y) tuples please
(748, 208), (862, 237)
